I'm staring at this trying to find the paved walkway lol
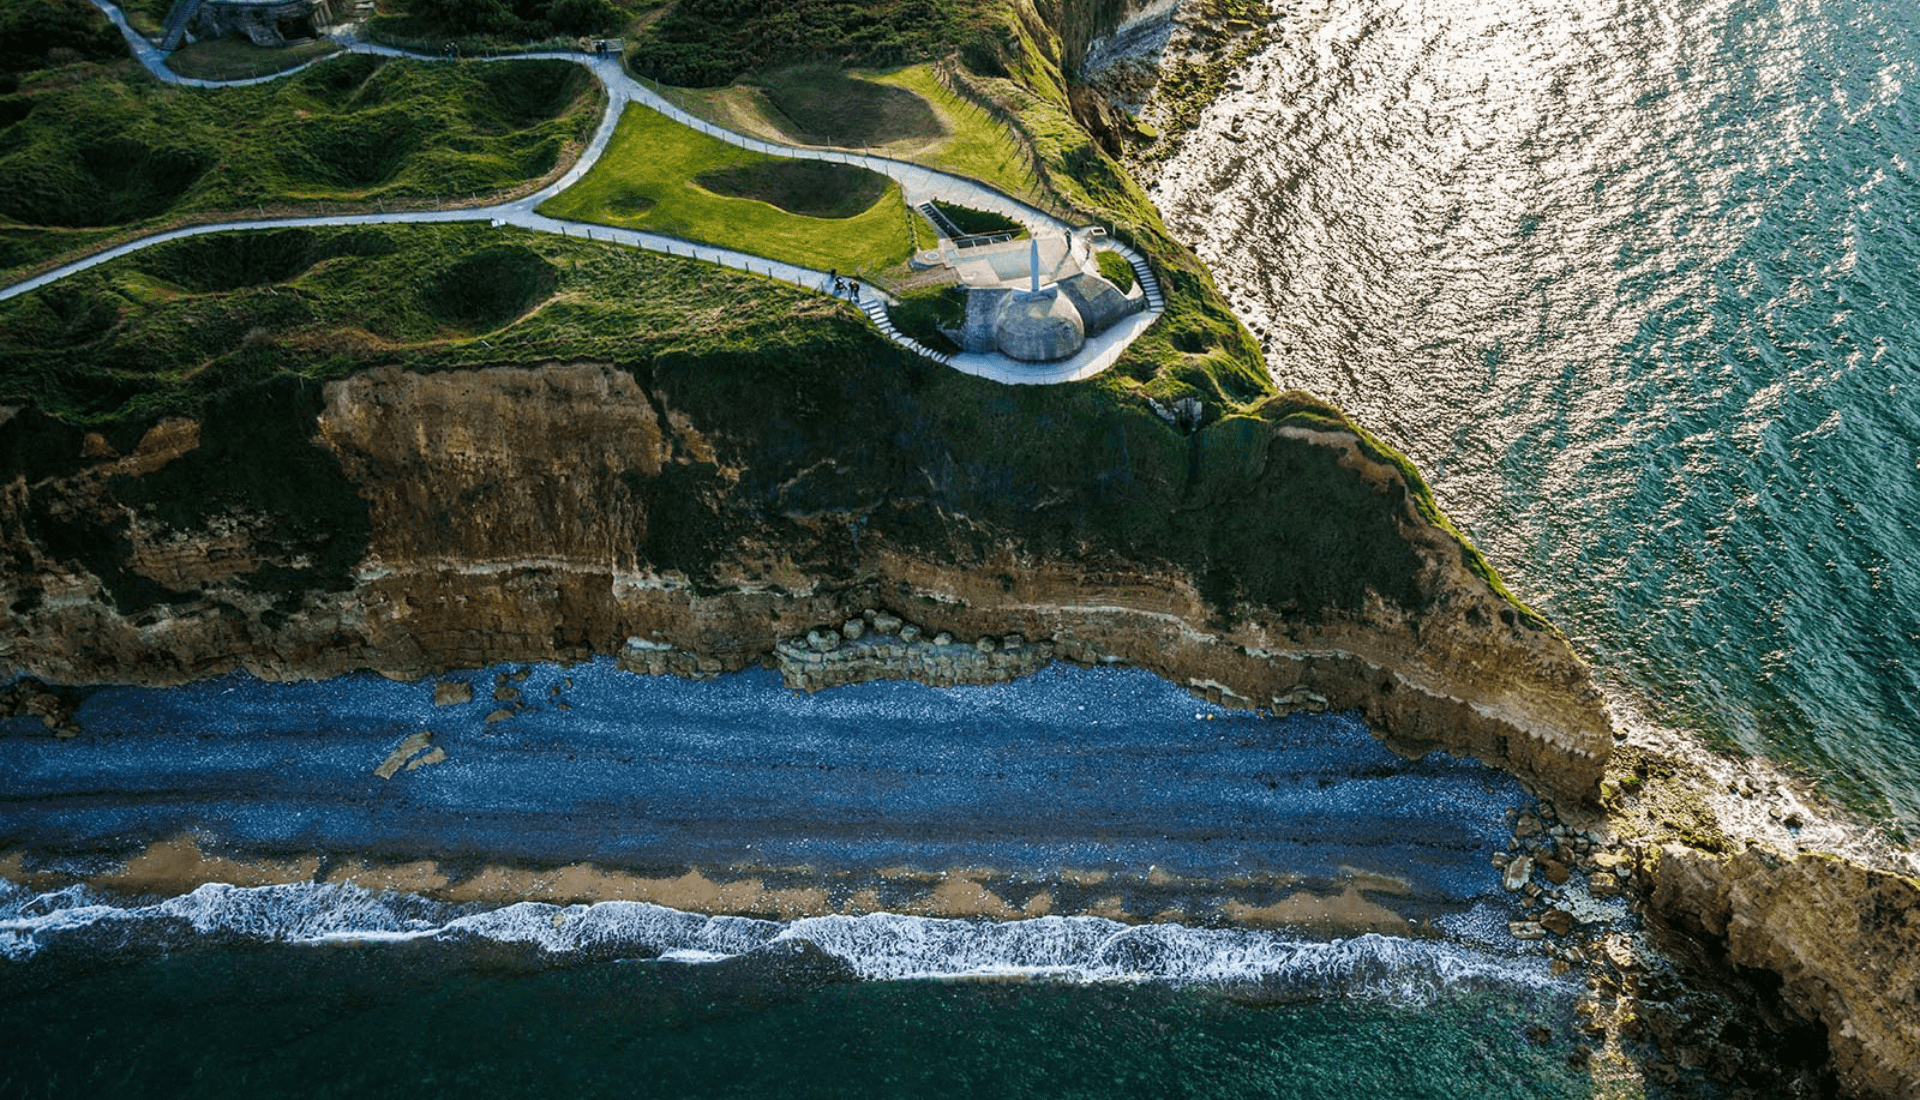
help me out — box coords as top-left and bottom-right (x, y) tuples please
(9, 2), (1165, 385)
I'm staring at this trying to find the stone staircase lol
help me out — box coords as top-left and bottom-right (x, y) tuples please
(916, 201), (1017, 250)
(159, 0), (204, 50)
(857, 294), (954, 367)
(1109, 243), (1166, 313)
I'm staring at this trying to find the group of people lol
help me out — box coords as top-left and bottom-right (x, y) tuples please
(827, 270), (862, 301)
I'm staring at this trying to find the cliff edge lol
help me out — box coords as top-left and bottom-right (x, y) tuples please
(2, 356), (1611, 804)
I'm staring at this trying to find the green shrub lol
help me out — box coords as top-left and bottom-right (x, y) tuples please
(393, 0), (632, 39)
(627, 0), (1001, 88)
(0, 0), (122, 75)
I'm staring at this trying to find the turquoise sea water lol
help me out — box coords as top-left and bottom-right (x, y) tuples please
(0, 941), (1590, 1099)
(1153, 0), (1920, 829)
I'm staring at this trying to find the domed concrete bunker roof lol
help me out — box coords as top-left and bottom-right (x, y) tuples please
(994, 288), (1086, 363)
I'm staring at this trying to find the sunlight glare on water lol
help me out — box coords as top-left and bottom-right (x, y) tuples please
(1151, 0), (1920, 827)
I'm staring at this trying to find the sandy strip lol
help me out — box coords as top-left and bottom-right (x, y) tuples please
(3, 835), (1433, 935)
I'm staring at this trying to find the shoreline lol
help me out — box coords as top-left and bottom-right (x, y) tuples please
(0, 837), (1456, 936)
(0, 661), (1529, 938)
(7, 649), (1912, 1093)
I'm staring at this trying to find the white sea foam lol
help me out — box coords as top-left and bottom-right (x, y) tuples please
(0, 878), (1557, 1002)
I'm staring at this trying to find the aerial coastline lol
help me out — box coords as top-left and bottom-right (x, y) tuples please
(4, 0), (1919, 1096)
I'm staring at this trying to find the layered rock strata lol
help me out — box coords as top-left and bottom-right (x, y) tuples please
(0, 361), (1612, 805)
(1641, 844), (1920, 1100)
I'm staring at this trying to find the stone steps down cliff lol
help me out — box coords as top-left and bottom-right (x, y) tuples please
(915, 202), (1019, 250)
(159, 0), (204, 50)
(859, 296), (955, 366)
(1111, 244), (1164, 312)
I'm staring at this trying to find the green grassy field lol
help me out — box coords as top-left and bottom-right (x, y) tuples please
(0, 222), (873, 424)
(0, 53), (599, 277)
(163, 36), (342, 82)
(537, 104), (915, 273)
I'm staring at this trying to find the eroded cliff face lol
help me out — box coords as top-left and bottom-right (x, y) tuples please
(1642, 845), (1920, 1100)
(2, 358), (1610, 801)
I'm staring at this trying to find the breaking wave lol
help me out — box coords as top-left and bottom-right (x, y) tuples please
(0, 878), (1556, 1003)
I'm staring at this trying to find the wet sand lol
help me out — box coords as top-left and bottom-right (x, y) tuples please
(1, 662), (1529, 935)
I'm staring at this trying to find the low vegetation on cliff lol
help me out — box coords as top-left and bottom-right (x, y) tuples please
(0, 235), (1428, 626)
(0, 0), (1544, 635)
(0, 223), (863, 423)
(374, 0), (643, 40)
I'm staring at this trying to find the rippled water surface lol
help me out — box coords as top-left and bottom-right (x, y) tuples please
(0, 933), (1588, 1100)
(1152, 0), (1920, 826)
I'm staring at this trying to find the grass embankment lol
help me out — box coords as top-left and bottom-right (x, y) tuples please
(163, 36), (343, 82)
(368, 0), (652, 51)
(0, 222), (871, 424)
(889, 287), (965, 353)
(0, 52), (599, 278)
(538, 104), (914, 273)
(1096, 250), (1135, 292)
(626, 0), (1005, 88)
(116, 0), (171, 37)
(647, 63), (1041, 206)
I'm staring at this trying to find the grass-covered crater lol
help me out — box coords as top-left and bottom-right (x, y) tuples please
(692, 160), (891, 221)
(0, 47), (600, 277)
(538, 105), (915, 273)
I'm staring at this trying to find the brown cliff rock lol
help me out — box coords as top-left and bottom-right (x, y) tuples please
(4, 356), (1917, 1095)
(1644, 844), (1920, 1100)
(4, 362), (1609, 799)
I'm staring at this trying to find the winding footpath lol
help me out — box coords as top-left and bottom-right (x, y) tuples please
(1, 1), (1164, 385)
